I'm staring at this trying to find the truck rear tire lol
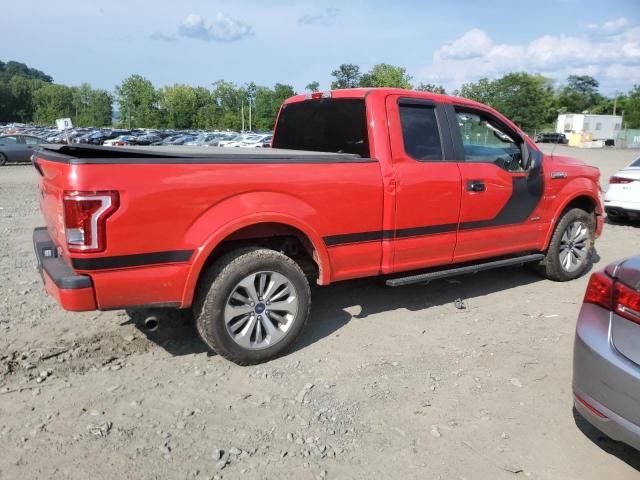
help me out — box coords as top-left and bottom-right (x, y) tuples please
(194, 247), (311, 365)
(535, 208), (595, 281)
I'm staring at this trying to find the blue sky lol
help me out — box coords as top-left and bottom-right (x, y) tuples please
(3, 0), (639, 95)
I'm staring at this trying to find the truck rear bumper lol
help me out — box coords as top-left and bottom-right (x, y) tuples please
(33, 227), (97, 311)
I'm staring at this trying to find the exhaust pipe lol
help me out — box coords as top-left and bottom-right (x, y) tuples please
(144, 315), (159, 332)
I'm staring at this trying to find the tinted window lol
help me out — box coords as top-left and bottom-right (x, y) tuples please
(631, 157), (640, 167)
(0, 136), (17, 144)
(272, 99), (369, 157)
(455, 110), (523, 172)
(399, 104), (443, 161)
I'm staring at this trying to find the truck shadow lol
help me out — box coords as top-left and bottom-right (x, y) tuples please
(130, 251), (600, 359)
(572, 407), (640, 471)
(294, 265), (550, 353)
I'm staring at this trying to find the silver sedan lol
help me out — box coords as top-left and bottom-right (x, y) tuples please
(573, 256), (640, 451)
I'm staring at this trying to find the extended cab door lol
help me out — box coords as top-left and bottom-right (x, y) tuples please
(386, 96), (462, 272)
(447, 105), (546, 262)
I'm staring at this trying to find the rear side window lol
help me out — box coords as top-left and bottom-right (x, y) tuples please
(631, 157), (640, 167)
(399, 104), (443, 161)
(272, 99), (370, 157)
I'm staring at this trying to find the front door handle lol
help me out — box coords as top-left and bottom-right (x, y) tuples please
(466, 180), (485, 192)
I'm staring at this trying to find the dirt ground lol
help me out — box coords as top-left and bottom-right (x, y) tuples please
(1, 146), (639, 480)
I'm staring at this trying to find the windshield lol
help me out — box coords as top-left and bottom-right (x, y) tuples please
(272, 99), (369, 157)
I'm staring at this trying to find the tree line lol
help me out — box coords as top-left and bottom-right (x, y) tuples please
(1, 59), (639, 132)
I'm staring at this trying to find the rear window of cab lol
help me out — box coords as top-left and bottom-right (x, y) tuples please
(272, 99), (370, 158)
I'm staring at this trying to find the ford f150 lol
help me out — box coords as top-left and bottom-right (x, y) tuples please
(33, 88), (604, 364)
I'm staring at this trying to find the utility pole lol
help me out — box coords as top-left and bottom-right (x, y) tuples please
(613, 90), (621, 116)
(241, 102), (245, 132)
(248, 98), (252, 132)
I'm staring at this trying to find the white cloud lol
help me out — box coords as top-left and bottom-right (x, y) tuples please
(587, 17), (631, 36)
(418, 18), (640, 93)
(178, 13), (254, 42)
(437, 29), (493, 60)
(298, 8), (339, 26)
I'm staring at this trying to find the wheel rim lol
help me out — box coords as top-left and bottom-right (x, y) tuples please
(224, 271), (299, 350)
(558, 220), (589, 273)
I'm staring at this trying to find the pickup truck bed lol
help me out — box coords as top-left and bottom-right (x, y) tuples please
(38, 143), (369, 162)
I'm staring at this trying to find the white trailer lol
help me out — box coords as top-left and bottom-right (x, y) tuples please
(556, 114), (622, 142)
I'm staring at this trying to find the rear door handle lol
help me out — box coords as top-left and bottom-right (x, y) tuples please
(466, 180), (485, 192)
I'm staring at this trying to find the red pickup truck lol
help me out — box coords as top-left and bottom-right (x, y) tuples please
(33, 88), (603, 364)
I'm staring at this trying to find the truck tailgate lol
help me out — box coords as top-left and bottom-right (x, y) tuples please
(34, 155), (71, 258)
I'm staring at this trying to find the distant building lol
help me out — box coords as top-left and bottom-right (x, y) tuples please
(556, 113), (622, 143)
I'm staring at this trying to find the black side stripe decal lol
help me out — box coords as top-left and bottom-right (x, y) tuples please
(325, 173), (544, 247)
(72, 250), (194, 271)
(324, 224), (457, 246)
(459, 176), (544, 230)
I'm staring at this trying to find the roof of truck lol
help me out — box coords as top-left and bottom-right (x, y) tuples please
(284, 87), (484, 109)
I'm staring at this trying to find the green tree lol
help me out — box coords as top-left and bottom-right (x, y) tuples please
(211, 80), (245, 130)
(624, 84), (640, 129)
(556, 75), (604, 113)
(492, 73), (555, 132)
(0, 60), (52, 83)
(459, 78), (498, 105)
(115, 74), (160, 128)
(415, 82), (446, 94)
(359, 63), (412, 89)
(330, 64), (361, 89)
(71, 83), (113, 127)
(192, 86), (218, 129)
(33, 84), (74, 123)
(159, 84), (199, 129)
(305, 81), (320, 92)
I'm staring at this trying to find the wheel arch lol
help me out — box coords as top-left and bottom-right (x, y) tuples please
(180, 196), (331, 308)
(543, 191), (600, 250)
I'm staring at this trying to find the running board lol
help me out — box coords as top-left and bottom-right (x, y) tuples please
(385, 254), (545, 287)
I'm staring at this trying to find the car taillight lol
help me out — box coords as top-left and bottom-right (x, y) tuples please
(583, 272), (613, 310)
(614, 280), (640, 325)
(584, 271), (640, 325)
(609, 176), (634, 184)
(63, 191), (118, 253)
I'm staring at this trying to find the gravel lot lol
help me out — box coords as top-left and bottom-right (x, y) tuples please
(1, 146), (639, 480)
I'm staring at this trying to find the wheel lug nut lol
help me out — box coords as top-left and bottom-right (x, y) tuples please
(257, 316), (262, 320)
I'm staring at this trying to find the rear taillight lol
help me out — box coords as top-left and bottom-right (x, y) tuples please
(583, 272), (613, 310)
(609, 176), (634, 184)
(63, 191), (118, 253)
(614, 280), (640, 325)
(584, 271), (640, 325)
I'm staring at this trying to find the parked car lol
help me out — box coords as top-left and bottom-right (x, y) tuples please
(573, 256), (640, 451)
(32, 88), (603, 364)
(0, 134), (46, 165)
(185, 133), (220, 146)
(219, 134), (247, 147)
(239, 134), (273, 148)
(603, 156), (640, 222)
(103, 135), (137, 146)
(535, 132), (568, 144)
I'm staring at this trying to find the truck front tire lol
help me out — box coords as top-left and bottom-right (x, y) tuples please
(194, 247), (311, 365)
(535, 208), (595, 281)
